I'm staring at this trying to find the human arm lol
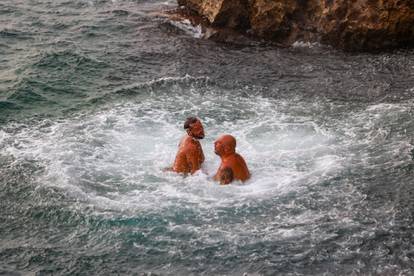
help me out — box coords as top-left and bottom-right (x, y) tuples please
(219, 167), (234, 185)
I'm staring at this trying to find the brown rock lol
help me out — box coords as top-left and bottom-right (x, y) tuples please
(319, 0), (414, 51)
(175, 0), (414, 51)
(249, 0), (297, 39)
(177, 0), (250, 29)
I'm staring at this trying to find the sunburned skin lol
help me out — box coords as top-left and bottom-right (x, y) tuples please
(171, 118), (205, 175)
(214, 134), (250, 184)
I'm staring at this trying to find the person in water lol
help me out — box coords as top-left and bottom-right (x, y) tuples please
(214, 134), (250, 184)
(171, 117), (205, 174)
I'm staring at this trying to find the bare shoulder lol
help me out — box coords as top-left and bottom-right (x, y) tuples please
(235, 153), (247, 162)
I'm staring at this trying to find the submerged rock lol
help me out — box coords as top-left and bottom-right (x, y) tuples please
(175, 0), (414, 51)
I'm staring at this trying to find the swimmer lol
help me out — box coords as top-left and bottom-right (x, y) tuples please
(170, 117), (205, 175)
(214, 134), (250, 183)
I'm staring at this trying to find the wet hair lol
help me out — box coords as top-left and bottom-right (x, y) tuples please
(184, 117), (198, 129)
(220, 167), (234, 185)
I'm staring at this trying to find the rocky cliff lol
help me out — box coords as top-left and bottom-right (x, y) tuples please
(176, 0), (414, 51)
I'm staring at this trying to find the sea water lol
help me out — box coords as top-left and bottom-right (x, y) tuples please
(1, 0), (414, 275)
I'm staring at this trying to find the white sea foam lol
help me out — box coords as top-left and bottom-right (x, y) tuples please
(1, 83), (412, 243)
(0, 130), (8, 145)
(168, 19), (203, 39)
(292, 41), (321, 48)
(0, 90), (339, 212)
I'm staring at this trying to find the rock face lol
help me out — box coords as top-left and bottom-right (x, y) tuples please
(320, 1), (414, 50)
(176, 0), (414, 51)
(177, 0), (250, 29)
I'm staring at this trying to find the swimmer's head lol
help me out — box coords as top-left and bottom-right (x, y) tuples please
(214, 134), (236, 157)
(220, 167), (234, 185)
(184, 117), (205, 139)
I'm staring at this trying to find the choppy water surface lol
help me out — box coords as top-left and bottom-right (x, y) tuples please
(1, 0), (414, 275)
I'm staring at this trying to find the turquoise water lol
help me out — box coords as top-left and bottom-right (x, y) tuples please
(1, 0), (414, 275)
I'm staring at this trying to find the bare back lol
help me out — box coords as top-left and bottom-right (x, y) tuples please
(173, 136), (204, 174)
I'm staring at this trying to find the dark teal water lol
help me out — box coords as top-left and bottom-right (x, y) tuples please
(1, 0), (414, 275)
